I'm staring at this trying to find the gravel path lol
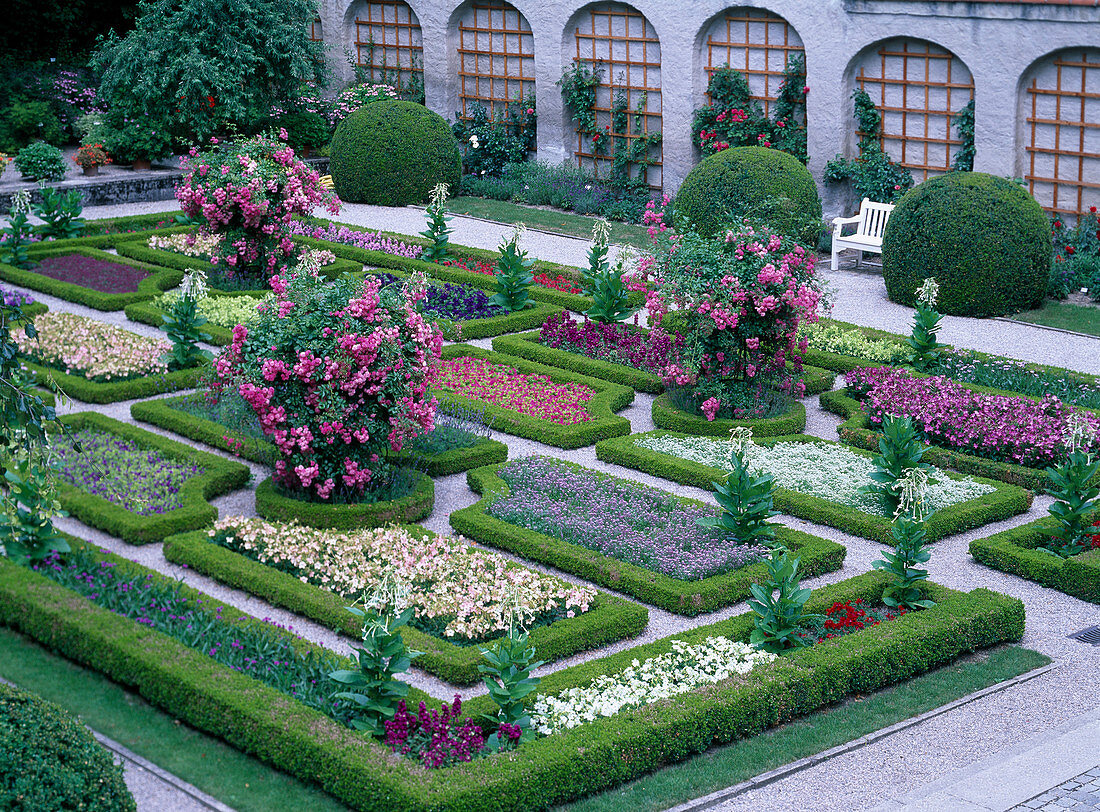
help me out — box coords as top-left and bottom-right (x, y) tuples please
(8, 201), (1100, 812)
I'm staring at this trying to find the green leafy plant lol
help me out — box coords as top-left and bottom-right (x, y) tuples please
(872, 512), (936, 610)
(952, 99), (976, 172)
(747, 549), (820, 653)
(478, 600), (544, 751)
(586, 247), (639, 324)
(1, 191), (35, 269)
(697, 427), (780, 547)
(33, 186), (85, 240)
(907, 277), (944, 373)
(490, 225), (535, 312)
(823, 89), (914, 204)
(581, 219), (611, 293)
(160, 269), (213, 370)
(858, 415), (934, 517)
(1041, 415), (1100, 558)
(452, 97), (536, 178)
(419, 182), (452, 264)
(276, 110), (330, 151)
(558, 61), (602, 141)
(330, 572), (420, 737)
(0, 101), (64, 153)
(13, 141), (66, 182)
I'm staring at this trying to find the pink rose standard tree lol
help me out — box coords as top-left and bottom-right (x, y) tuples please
(215, 259), (444, 501)
(175, 130), (340, 286)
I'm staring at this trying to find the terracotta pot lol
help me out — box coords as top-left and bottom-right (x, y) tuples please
(82, 164), (99, 177)
(299, 146), (312, 159)
(131, 158), (152, 171)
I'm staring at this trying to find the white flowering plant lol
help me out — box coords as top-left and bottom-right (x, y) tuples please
(15, 312), (170, 382)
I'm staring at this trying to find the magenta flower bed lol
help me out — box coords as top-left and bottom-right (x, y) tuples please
(436, 357), (594, 425)
(33, 254), (149, 293)
(847, 366), (1100, 467)
(538, 312), (682, 375)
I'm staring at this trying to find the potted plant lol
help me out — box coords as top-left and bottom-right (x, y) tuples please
(103, 115), (174, 170)
(73, 143), (111, 176)
(14, 141), (67, 182)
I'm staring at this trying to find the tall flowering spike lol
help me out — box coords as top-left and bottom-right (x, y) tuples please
(428, 182), (450, 211)
(179, 267), (209, 302)
(728, 426), (754, 462)
(893, 467), (931, 522)
(365, 568), (411, 618)
(612, 245), (636, 277)
(9, 189), (31, 216)
(591, 218), (611, 248)
(1065, 411), (1098, 455)
(915, 277), (940, 309)
(292, 250), (323, 280)
(509, 222), (527, 250)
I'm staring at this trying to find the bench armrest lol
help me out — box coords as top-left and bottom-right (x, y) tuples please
(832, 214), (860, 236)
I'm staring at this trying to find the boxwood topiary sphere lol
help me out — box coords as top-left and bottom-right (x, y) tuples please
(882, 172), (1051, 317)
(329, 100), (461, 206)
(0, 683), (136, 812)
(675, 146), (822, 240)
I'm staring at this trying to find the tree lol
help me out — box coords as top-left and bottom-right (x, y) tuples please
(92, 0), (326, 145)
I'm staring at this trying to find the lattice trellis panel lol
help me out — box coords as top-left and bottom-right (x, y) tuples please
(309, 17), (322, 43)
(458, 1), (535, 120)
(856, 40), (974, 181)
(354, 0), (424, 91)
(704, 8), (804, 116)
(573, 2), (662, 188)
(1025, 50), (1100, 220)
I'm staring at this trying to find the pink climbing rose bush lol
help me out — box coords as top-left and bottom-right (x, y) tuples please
(214, 258), (443, 501)
(176, 131), (340, 284)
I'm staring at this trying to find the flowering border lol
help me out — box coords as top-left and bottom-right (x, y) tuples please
(4, 245), (183, 311)
(0, 546), (1024, 811)
(55, 412), (250, 545)
(253, 474), (435, 530)
(436, 345), (634, 449)
(969, 515), (1100, 603)
(20, 354), (205, 405)
(596, 430), (1033, 544)
(162, 529), (649, 685)
(124, 290), (268, 346)
(451, 460), (846, 615)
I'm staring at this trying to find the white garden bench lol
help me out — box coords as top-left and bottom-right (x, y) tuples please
(830, 197), (895, 270)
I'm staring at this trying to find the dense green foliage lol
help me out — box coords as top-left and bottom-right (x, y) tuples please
(329, 100), (461, 206)
(675, 146), (822, 240)
(882, 172), (1052, 317)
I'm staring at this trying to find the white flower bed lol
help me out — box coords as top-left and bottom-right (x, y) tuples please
(636, 436), (995, 516)
(211, 518), (595, 641)
(16, 312), (169, 381)
(531, 637), (776, 735)
(148, 232), (222, 258)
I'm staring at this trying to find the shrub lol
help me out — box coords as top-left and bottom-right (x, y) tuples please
(0, 101), (63, 152)
(0, 683), (136, 812)
(453, 98), (537, 177)
(675, 145), (821, 240)
(329, 100), (461, 206)
(13, 141), (66, 181)
(882, 172), (1051, 317)
(100, 113), (174, 164)
(277, 110), (330, 150)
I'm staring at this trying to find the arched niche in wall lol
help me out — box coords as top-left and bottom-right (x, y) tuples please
(347, 0), (425, 100)
(453, 0), (536, 122)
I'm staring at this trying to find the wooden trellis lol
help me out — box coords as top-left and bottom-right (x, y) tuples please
(1025, 51), (1100, 220)
(573, 2), (662, 187)
(354, 0), (424, 90)
(309, 17), (322, 43)
(705, 8), (804, 116)
(856, 40), (974, 181)
(458, 1), (535, 120)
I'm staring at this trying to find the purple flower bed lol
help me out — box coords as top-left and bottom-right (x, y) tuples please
(846, 366), (1100, 468)
(32, 254), (149, 293)
(55, 429), (203, 515)
(372, 271), (506, 321)
(288, 221), (424, 259)
(488, 456), (769, 579)
(1, 286), (35, 307)
(538, 312), (683, 375)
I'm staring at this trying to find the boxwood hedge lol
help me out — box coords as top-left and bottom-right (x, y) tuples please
(254, 473), (434, 529)
(21, 356), (206, 405)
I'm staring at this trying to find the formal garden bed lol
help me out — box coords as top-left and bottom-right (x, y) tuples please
(124, 289), (268, 346)
(969, 514), (1100, 603)
(451, 457), (846, 614)
(162, 523), (648, 685)
(254, 472), (434, 530)
(433, 345), (633, 449)
(3, 245), (182, 310)
(596, 431), (1032, 544)
(52, 412), (249, 544)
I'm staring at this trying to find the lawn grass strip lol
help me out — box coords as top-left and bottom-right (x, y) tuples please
(253, 474), (434, 529)
(2, 246), (183, 311)
(54, 412), (250, 544)
(0, 547), (1024, 812)
(594, 431), (1033, 544)
(21, 355), (206, 404)
(436, 344), (633, 449)
(969, 515), (1100, 603)
(451, 461), (846, 615)
(162, 529), (648, 686)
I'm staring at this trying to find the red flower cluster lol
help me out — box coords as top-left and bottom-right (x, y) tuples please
(442, 257), (582, 294)
(1089, 518), (1100, 550)
(798, 599), (907, 644)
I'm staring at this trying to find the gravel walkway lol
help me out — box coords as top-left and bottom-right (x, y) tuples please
(7, 201), (1100, 812)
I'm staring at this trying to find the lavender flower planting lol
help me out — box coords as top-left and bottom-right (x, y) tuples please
(54, 429), (203, 515)
(371, 271), (507, 322)
(846, 366), (1100, 468)
(488, 456), (769, 579)
(539, 312), (683, 375)
(288, 221), (424, 259)
(1, 286), (34, 307)
(32, 254), (150, 293)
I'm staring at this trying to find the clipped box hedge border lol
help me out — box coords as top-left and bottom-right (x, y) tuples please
(595, 430), (1033, 545)
(450, 461), (846, 615)
(54, 411), (250, 544)
(0, 547), (1025, 812)
(437, 344), (634, 449)
(162, 529), (648, 686)
(20, 355), (207, 405)
(820, 389), (1100, 491)
(3, 246), (183, 311)
(653, 392), (807, 437)
(254, 474), (434, 529)
(969, 514), (1100, 603)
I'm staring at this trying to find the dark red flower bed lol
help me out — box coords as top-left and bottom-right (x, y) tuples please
(33, 254), (150, 293)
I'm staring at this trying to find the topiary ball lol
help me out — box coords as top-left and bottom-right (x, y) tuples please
(882, 172), (1052, 317)
(329, 100), (461, 206)
(675, 146), (822, 241)
(0, 683), (136, 812)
